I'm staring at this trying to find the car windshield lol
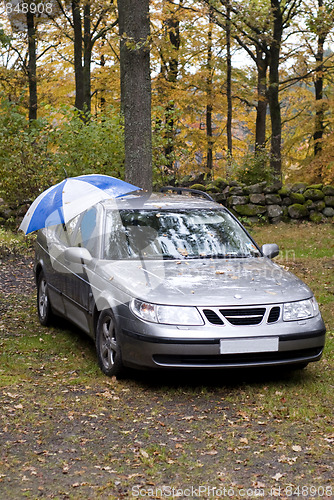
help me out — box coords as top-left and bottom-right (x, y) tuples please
(104, 208), (261, 260)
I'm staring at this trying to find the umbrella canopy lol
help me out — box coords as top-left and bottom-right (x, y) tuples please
(19, 174), (141, 235)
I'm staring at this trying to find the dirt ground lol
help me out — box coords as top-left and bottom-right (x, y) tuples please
(0, 255), (333, 500)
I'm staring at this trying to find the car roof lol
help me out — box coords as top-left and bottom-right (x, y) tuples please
(102, 192), (224, 211)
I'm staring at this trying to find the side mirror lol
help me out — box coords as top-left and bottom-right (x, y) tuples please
(261, 243), (279, 259)
(64, 247), (93, 264)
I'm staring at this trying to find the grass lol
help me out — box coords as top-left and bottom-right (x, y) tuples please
(0, 222), (333, 499)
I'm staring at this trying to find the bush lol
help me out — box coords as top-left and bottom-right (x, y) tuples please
(53, 106), (124, 179)
(0, 98), (58, 205)
(0, 99), (125, 207)
(231, 149), (275, 185)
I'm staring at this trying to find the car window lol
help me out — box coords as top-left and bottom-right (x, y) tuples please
(55, 214), (81, 246)
(75, 207), (99, 257)
(54, 207), (99, 257)
(104, 208), (260, 260)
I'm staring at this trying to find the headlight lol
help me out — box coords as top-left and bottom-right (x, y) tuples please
(131, 299), (204, 326)
(283, 297), (319, 321)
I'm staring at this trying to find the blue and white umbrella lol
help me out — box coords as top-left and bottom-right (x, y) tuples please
(19, 174), (141, 235)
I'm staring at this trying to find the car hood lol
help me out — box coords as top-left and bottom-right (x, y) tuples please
(94, 257), (312, 306)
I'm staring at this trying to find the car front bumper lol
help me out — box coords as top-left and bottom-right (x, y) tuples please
(119, 314), (326, 370)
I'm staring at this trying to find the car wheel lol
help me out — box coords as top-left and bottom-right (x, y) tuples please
(37, 272), (53, 326)
(96, 309), (124, 378)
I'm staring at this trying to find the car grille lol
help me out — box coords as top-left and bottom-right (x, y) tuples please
(201, 306), (281, 326)
(268, 306), (280, 323)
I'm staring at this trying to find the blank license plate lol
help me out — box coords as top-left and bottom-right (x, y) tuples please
(220, 337), (279, 354)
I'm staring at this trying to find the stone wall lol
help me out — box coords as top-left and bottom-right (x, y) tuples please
(190, 180), (334, 223)
(1, 181), (334, 228)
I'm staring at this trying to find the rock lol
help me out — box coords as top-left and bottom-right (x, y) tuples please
(288, 203), (309, 219)
(229, 186), (244, 195)
(309, 212), (325, 223)
(282, 197), (292, 206)
(213, 177), (229, 190)
(323, 206), (334, 217)
(291, 182), (308, 193)
(233, 204), (267, 216)
(211, 193), (226, 205)
(265, 194), (282, 205)
(304, 188), (325, 201)
(313, 200), (326, 212)
(323, 185), (334, 196)
(290, 192), (305, 204)
(263, 180), (282, 193)
(206, 184), (220, 193)
(278, 186), (291, 197)
(243, 182), (266, 194)
(228, 195), (249, 206)
(324, 195), (334, 207)
(267, 204), (283, 218)
(270, 216), (283, 224)
(249, 193), (266, 205)
(308, 183), (323, 190)
(190, 183), (207, 191)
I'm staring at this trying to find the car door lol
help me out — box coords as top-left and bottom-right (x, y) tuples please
(61, 206), (101, 333)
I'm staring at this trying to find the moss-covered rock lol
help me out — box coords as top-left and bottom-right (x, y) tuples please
(308, 183), (323, 190)
(288, 204), (309, 219)
(323, 185), (334, 196)
(313, 200), (326, 211)
(213, 177), (228, 190)
(234, 204), (267, 216)
(290, 192), (305, 204)
(206, 184), (220, 193)
(309, 212), (325, 223)
(278, 186), (291, 197)
(291, 182), (308, 193)
(190, 183), (207, 192)
(324, 195), (334, 207)
(304, 188), (325, 201)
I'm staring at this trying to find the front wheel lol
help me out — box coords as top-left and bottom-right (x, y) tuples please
(96, 309), (124, 378)
(37, 272), (53, 326)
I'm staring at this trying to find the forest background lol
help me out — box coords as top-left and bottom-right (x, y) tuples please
(1, 0), (334, 207)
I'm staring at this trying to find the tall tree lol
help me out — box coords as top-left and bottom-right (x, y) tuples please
(311, 0), (334, 156)
(117, 0), (152, 191)
(206, 5), (214, 173)
(51, 0), (117, 117)
(26, 11), (37, 120)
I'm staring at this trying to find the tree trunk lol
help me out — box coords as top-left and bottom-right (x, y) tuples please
(226, 1), (232, 160)
(117, 0), (152, 191)
(206, 7), (213, 176)
(27, 12), (37, 121)
(314, 0), (326, 157)
(83, 0), (91, 117)
(255, 48), (268, 151)
(72, 0), (84, 112)
(268, 0), (283, 179)
(163, 1), (181, 173)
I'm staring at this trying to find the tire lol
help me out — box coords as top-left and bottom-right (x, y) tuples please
(96, 309), (124, 378)
(37, 272), (53, 326)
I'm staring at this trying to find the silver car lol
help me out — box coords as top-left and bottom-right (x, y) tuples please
(34, 191), (326, 377)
